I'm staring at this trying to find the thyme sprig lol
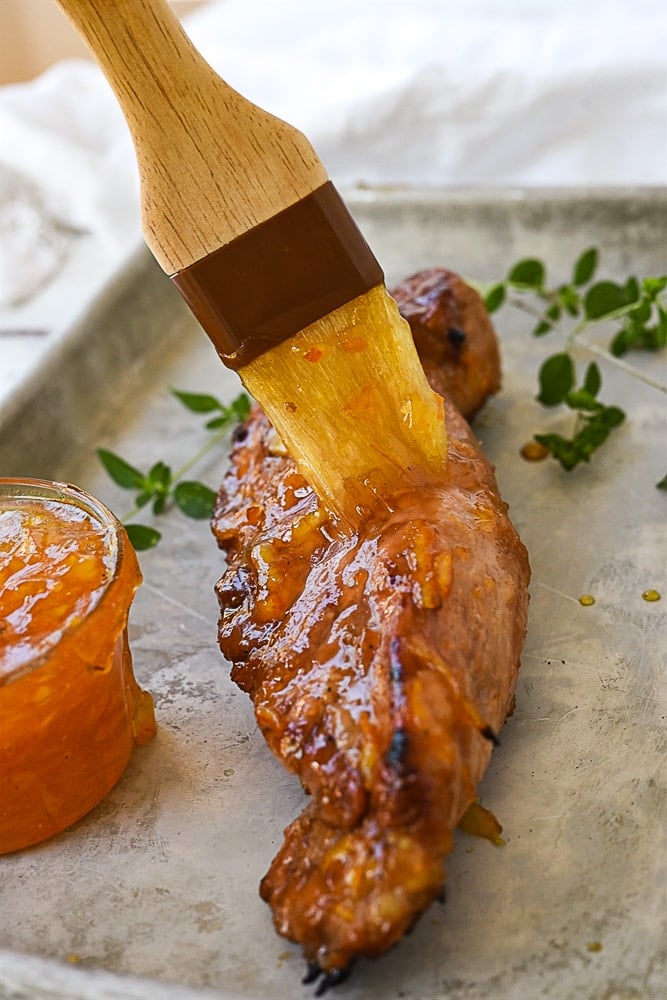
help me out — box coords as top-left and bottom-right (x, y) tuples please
(484, 248), (666, 476)
(97, 389), (250, 550)
(533, 356), (625, 471)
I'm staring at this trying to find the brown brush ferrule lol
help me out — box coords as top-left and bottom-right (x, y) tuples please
(171, 181), (384, 370)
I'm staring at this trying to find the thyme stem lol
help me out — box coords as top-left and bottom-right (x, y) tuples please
(506, 295), (667, 395)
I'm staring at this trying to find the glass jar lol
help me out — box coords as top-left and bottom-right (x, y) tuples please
(0, 478), (156, 854)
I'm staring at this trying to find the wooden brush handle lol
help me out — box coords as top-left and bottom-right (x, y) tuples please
(55, 0), (327, 273)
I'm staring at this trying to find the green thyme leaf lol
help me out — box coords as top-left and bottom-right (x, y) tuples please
(231, 393), (252, 421)
(204, 415), (232, 430)
(609, 326), (633, 357)
(659, 305), (667, 340)
(642, 276), (667, 299)
(534, 406), (625, 471)
(583, 361), (602, 397)
(170, 388), (222, 413)
(173, 481), (217, 519)
(124, 524), (162, 550)
(572, 247), (598, 286)
(583, 405), (625, 437)
(96, 449), (146, 490)
(564, 389), (601, 412)
(584, 281), (628, 319)
(205, 394), (251, 429)
(610, 307), (667, 356)
(508, 258), (545, 289)
(484, 283), (506, 313)
(558, 284), (581, 317)
(537, 352), (575, 406)
(146, 461), (172, 515)
(632, 298), (652, 323)
(532, 432), (580, 471)
(148, 461), (172, 488)
(657, 473), (667, 490)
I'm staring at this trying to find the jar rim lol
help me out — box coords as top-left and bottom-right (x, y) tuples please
(0, 478), (128, 686)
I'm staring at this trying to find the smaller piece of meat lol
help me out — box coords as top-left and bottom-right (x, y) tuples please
(390, 268), (501, 419)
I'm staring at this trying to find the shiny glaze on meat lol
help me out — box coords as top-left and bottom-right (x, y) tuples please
(211, 270), (529, 976)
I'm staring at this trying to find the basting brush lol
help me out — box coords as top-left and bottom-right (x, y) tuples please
(55, 0), (447, 521)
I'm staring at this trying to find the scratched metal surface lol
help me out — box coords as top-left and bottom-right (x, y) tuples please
(1, 190), (665, 1000)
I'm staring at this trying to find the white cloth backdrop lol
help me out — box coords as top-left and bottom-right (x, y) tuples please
(0, 0), (665, 304)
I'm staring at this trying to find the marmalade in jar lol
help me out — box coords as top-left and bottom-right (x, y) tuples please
(0, 479), (156, 854)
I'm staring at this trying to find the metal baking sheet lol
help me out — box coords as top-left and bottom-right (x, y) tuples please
(1, 190), (665, 1000)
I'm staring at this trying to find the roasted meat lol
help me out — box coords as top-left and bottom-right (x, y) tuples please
(390, 267), (501, 419)
(211, 268), (530, 980)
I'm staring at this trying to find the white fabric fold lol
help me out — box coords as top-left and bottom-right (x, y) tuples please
(0, 0), (665, 305)
(0, 61), (138, 304)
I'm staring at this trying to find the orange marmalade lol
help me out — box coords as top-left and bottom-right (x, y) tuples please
(0, 479), (156, 854)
